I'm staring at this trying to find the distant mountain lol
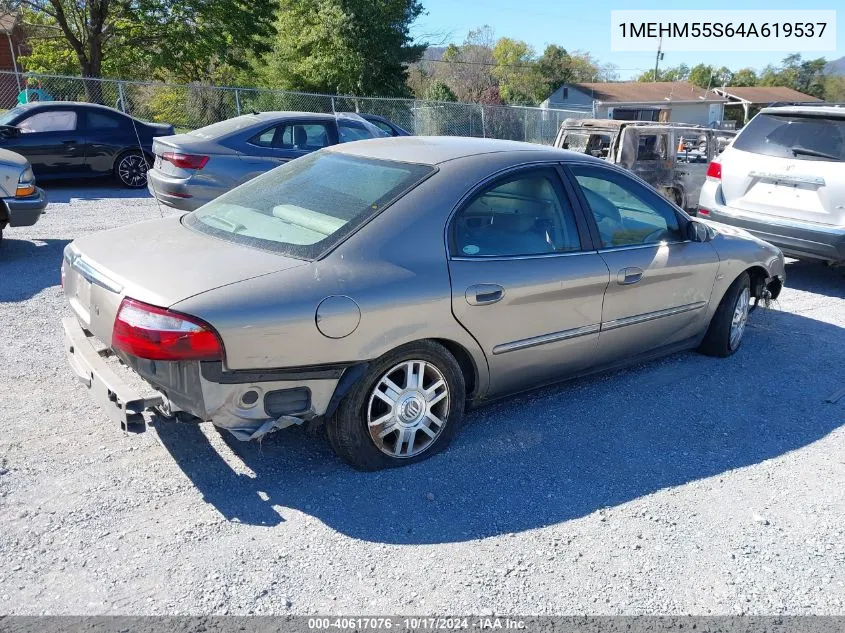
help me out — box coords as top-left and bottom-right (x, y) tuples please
(825, 56), (845, 76)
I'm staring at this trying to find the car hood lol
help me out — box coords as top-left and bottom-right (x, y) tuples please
(0, 147), (29, 168)
(69, 215), (307, 308)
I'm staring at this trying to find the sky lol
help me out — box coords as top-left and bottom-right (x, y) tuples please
(412, 0), (843, 80)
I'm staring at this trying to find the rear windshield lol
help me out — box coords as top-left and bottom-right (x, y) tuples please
(185, 151), (434, 259)
(188, 115), (263, 139)
(733, 113), (845, 162)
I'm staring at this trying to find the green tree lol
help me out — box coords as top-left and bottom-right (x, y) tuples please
(11, 0), (275, 98)
(759, 54), (827, 98)
(264, 0), (425, 97)
(492, 37), (540, 105)
(435, 26), (496, 102)
(424, 81), (457, 102)
(636, 64), (689, 82)
(730, 68), (758, 87)
(536, 44), (572, 97)
(825, 75), (845, 102)
(688, 64), (731, 89)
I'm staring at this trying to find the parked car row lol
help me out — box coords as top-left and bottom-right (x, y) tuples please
(5, 95), (838, 469)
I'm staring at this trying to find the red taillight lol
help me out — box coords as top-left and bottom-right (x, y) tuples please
(161, 152), (209, 170)
(706, 160), (722, 180)
(698, 207), (711, 216)
(112, 297), (223, 361)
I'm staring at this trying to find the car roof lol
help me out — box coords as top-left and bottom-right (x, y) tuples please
(327, 135), (603, 166)
(760, 105), (845, 118)
(12, 101), (127, 113)
(251, 111), (340, 122)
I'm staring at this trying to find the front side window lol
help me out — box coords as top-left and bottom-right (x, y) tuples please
(570, 165), (682, 248)
(18, 110), (77, 133)
(452, 169), (581, 257)
(185, 151), (434, 259)
(733, 113), (845, 162)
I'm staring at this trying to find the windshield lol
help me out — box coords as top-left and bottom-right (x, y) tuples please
(185, 151), (434, 259)
(561, 131), (612, 158)
(733, 113), (845, 162)
(0, 107), (25, 126)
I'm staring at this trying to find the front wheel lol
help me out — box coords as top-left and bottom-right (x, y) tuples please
(115, 151), (150, 188)
(698, 272), (751, 357)
(327, 341), (466, 470)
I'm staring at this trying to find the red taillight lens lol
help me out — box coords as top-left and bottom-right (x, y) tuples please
(112, 297), (223, 361)
(697, 207), (711, 216)
(706, 160), (722, 180)
(161, 152), (209, 170)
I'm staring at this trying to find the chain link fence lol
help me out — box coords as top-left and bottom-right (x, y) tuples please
(0, 71), (591, 144)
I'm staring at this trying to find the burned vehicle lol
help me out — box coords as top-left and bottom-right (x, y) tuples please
(554, 119), (734, 213)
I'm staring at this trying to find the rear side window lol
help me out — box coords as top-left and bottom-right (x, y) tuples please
(636, 134), (668, 161)
(86, 111), (124, 130)
(249, 123), (330, 150)
(185, 152), (434, 259)
(733, 113), (845, 162)
(452, 168), (582, 257)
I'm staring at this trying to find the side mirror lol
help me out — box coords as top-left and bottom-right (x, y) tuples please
(687, 220), (711, 243)
(0, 125), (20, 139)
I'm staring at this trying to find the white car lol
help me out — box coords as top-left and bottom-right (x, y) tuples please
(698, 105), (845, 265)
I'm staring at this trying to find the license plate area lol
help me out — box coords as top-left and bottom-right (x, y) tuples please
(68, 274), (92, 325)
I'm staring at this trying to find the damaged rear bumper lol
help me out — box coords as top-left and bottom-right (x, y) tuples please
(63, 316), (356, 440)
(63, 316), (163, 430)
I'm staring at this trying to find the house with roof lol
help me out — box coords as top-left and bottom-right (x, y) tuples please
(712, 86), (822, 123)
(0, 12), (27, 107)
(541, 81), (727, 127)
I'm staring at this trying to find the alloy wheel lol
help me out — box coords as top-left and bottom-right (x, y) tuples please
(729, 286), (750, 350)
(367, 360), (450, 459)
(118, 154), (149, 187)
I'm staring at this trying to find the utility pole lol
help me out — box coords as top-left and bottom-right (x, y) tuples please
(654, 37), (664, 81)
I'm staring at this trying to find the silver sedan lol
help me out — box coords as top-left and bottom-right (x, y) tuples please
(147, 112), (386, 210)
(63, 137), (785, 470)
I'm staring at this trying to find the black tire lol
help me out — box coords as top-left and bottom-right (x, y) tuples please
(697, 272), (751, 358)
(114, 150), (150, 188)
(327, 341), (466, 471)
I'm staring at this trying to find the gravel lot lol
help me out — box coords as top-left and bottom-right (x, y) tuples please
(1, 183), (844, 616)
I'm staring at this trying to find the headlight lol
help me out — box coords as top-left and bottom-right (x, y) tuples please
(16, 165), (36, 197)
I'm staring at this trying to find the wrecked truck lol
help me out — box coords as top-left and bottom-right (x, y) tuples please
(554, 119), (735, 214)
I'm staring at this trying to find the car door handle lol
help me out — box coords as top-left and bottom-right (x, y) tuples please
(465, 284), (504, 306)
(62, 140), (76, 144)
(617, 267), (644, 285)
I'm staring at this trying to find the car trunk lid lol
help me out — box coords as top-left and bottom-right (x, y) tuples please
(64, 215), (306, 345)
(151, 135), (232, 178)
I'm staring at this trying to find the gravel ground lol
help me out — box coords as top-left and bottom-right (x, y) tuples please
(1, 183), (844, 616)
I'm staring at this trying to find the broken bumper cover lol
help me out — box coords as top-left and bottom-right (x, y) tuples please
(63, 316), (163, 429)
(63, 316), (352, 440)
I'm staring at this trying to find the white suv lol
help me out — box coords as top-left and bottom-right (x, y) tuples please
(698, 105), (845, 265)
